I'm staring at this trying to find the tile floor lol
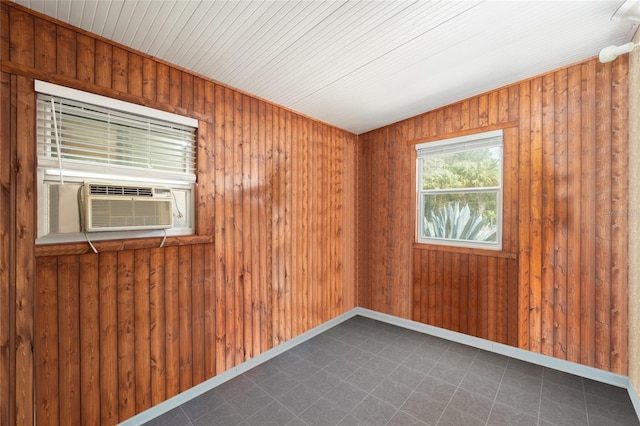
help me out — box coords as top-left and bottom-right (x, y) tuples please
(143, 316), (639, 426)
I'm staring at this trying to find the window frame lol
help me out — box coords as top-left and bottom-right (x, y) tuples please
(415, 129), (504, 251)
(35, 80), (199, 245)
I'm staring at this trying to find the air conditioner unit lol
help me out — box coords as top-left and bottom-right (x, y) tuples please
(84, 182), (173, 232)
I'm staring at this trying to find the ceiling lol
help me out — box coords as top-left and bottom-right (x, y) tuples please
(14, 0), (640, 134)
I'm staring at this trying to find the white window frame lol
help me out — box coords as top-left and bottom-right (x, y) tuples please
(416, 129), (503, 250)
(35, 80), (198, 245)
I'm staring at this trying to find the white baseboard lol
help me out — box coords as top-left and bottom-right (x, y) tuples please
(121, 307), (640, 425)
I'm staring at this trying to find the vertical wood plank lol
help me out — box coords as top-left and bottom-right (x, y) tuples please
(566, 65), (582, 364)
(529, 77), (543, 353)
(35, 257), (59, 426)
(213, 84), (227, 374)
(112, 47), (128, 93)
(178, 245), (193, 392)
(95, 41), (112, 89)
(553, 69), (569, 360)
(34, 17), (56, 73)
(134, 249), (151, 412)
(14, 75), (35, 426)
(610, 56), (629, 375)
(518, 81), (532, 350)
(541, 73), (556, 356)
(76, 34), (95, 84)
(56, 26), (76, 78)
(99, 252), (118, 425)
(149, 248), (166, 406)
(79, 253), (100, 425)
(117, 250), (135, 421)
(594, 61), (612, 371)
(242, 94), (253, 360)
(191, 244), (205, 384)
(164, 246), (179, 397)
(580, 61), (596, 367)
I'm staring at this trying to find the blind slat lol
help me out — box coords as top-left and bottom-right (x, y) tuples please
(37, 93), (196, 176)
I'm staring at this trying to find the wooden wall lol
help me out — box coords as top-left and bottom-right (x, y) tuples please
(0, 3), (357, 425)
(358, 58), (629, 374)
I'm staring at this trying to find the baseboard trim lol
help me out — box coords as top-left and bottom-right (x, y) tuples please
(121, 307), (640, 425)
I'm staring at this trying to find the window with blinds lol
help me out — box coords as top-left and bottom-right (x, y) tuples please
(36, 92), (196, 181)
(35, 81), (198, 244)
(416, 129), (503, 250)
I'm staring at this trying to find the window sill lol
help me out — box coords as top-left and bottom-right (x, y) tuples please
(35, 234), (213, 257)
(412, 242), (517, 259)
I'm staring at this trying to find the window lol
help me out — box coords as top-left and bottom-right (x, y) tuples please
(416, 130), (503, 250)
(35, 81), (198, 245)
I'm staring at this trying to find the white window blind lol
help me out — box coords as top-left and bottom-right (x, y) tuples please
(37, 92), (197, 180)
(416, 129), (503, 158)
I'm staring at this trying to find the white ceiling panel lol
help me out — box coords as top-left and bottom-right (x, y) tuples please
(14, 0), (639, 134)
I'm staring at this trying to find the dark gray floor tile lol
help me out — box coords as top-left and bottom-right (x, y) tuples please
(259, 371), (301, 399)
(180, 388), (226, 420)
(459, 368), (502, 399)
(244, 361), (281, 384)
(342, 346), (376, 365)
(539, 396), (588, 426)
(358, 337), (390, 354)
(191, 402), (245, 426)
(543, 367), (584, 391)
(400, 392), (448, 425)
(540, 380), (586, 412)
(437, 405), (486, 426)
(143, 407), (191, 426)
(447, 388), (493, 422)
(588, 410), (640, 426)
(402, 351), (438, 374)
(299, 397), (348, 426)
(306, 347), (339, 368)
(428, 360), (469, 386)
(324, 356), (361, 378)
(506, 358), (544, 379)
(439, 350), (475, 370)
(501, 368), (543, 394)
(217, 375), (256, 401)
(371, 377), (414, 408)
(277, 383), (323, 415)
(349, 395), (397, 426)
(324, 379), (368, 412)
(487, 402), (538, 426)
(378, 343), (414, 363)
(446, 341), (479, 358)
(416, 376), (457, 404)
(245, 400), (295, 426)
(583, 378), (630, 401)
(288, 339), (321, 358)
(345, 366), (387, 393)
(387, 364), (426, 390)
(387, 410), (429, 426)
(474, 349), (509, 368)
(269, 351), (304, 370)
(303, 369), (342, 395)
(586, 393), (640, 425)
(285, 417), (309, 426)
(362, 354), (399, 376)
(285, 358), (321, 382)
(228, 385), (275, 419)
(495, 380), (541, 416)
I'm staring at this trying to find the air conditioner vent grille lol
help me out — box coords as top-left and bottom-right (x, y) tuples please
(89, 183), (153, 197)
(84, 182), (173, 232)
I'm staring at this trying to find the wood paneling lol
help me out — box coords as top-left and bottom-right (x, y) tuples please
(358, 57), (629, 372)
(1, 3), (357, 424)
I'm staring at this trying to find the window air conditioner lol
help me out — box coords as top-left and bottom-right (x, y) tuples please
(84, 182), (173, 232)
